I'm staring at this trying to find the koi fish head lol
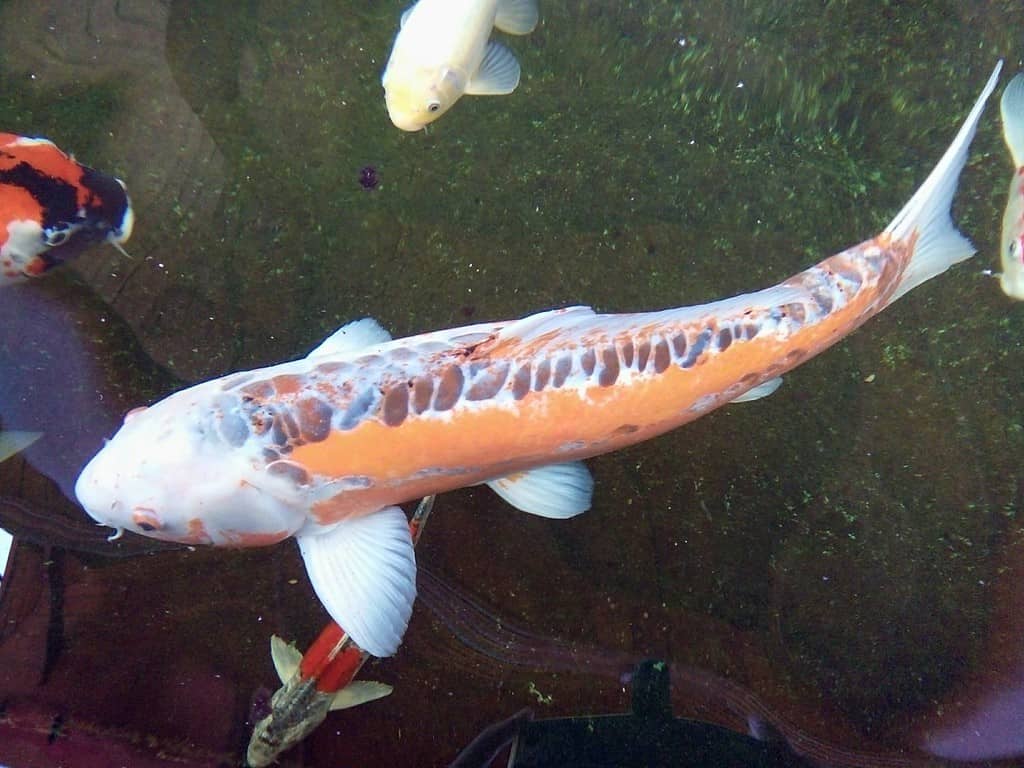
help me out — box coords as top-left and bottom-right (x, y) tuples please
(0, 133), (134, 286)
(383, 62), (465, 131)
(75, 382), (307, 547)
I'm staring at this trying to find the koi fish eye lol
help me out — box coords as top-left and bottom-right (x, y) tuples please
(132, 507), (164, 532)
(1011, 238), (1024, 266)
(427, 100), (441, 113)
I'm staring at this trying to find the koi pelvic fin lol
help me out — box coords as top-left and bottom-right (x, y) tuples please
(729, 376), (782, 403)
(486, 461), (593, 519)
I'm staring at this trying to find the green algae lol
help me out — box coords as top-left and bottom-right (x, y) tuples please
(0, 75), (123, 160)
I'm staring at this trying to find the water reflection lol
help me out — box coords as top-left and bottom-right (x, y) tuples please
(0, 278), (177, 503)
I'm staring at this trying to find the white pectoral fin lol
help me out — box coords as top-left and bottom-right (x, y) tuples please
(494, 0), (538, 35)
(307, 318), (393, 358)
(729, 376), (782, 404)
(297, 506), (416, 658)
(465, 41), (521, 96)
(486, 461), (593, 519)
(270, 635), (302, 684)
(330, 681), (394, 711)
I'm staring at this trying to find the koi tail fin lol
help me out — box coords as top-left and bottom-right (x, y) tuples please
(884, 61), (1002, 304)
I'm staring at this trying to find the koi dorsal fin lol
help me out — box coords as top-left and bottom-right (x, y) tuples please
(486, 461), (593, 518)
(308, 318), (393, 358)
(477, 305), (598, 359)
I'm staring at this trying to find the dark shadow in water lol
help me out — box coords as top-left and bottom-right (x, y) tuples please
(0, 278), (179, 503)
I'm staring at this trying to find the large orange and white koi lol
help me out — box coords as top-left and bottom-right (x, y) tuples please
(76, 64), (1001, 659)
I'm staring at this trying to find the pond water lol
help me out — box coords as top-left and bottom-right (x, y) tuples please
(0, 1), (1022, 766)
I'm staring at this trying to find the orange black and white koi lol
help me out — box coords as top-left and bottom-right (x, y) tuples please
(0, 133), (133, 286)
(245, 496), (434, 768)
(76, 64), (1002, 659)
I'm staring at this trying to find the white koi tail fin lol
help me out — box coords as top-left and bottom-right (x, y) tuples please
(884, 61), (1002, 304)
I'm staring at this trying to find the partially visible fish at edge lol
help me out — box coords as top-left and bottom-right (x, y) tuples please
(382, 0), (538, 131)
(75, 63), (1002, 661)
(0, 133), (133, 286)
(998, 70), (1024, 299)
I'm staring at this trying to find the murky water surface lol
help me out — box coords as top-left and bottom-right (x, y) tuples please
(1, 1), (1022, 766)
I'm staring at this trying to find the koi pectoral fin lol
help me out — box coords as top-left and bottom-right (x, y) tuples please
(486, 461), (593, 519)
(296, 506), (416, 658)
(729, 376), (783, 404)
(465, 41), (520, 95)
(269, 635), (302, 684)
(330, 681), (393, 711)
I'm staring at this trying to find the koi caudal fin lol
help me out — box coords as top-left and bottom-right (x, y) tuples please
(884, 61), (1002, 304)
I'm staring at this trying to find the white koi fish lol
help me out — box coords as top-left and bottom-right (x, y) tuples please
(382, 0), (538, 131)
(76, 64), (1001, 659)
(998, 71), (1024, 299)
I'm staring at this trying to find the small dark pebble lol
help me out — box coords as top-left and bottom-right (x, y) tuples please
(359, 165), (379, 190)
